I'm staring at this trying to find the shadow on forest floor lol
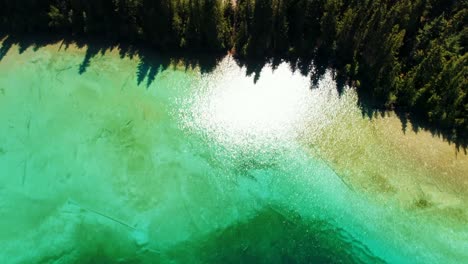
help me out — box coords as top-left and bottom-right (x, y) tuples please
(0, 33), (466, 152)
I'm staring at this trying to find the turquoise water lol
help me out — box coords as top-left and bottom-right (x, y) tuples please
(0, 43), (467, 263)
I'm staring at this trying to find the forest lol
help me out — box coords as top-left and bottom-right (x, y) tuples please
(0, 0), (467, 139)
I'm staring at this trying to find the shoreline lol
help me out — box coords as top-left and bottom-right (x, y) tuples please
(3, 33), (466, 150)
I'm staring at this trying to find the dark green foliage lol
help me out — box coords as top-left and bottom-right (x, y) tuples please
(0, 0), (466, 136)
(0, 0), (232, 51)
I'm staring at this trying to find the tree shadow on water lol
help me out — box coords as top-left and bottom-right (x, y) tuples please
(78, 45), (99, 74)
(358, 97), (467, 153)
(0, 33), (466, 152)
(135, 50), (223, 88)
(0, 33), (223, 89)
(0, 34), (14, 61)
(136, 53), (170, 88)
(234, 57), (268, 83)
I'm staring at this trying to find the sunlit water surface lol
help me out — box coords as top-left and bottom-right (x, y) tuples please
(0, 43), (467, 263)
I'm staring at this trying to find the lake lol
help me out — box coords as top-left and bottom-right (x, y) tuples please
(0, 40), (467, 263)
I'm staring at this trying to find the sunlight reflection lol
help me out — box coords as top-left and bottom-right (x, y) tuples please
(186, 58), (318, 148)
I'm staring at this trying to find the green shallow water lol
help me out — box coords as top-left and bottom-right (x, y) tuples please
(0, 43), (467, 263)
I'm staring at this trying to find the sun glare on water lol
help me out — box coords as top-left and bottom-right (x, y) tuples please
(184, 58), (319, 147)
